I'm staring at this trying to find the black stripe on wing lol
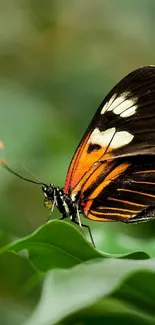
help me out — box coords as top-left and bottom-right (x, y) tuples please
(82, 155), (155, 222)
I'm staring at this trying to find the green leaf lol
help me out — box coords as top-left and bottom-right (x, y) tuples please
(0, 221), (150, 273)
(0, 220), (105, 272)
(24, 258), (155, 325)
(61, 298), (155, 325)
(0, 251), (40, 299)
(0, 252), (41, 325)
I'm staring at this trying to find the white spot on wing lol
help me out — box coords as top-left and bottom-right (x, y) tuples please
(89, 127), (116, 147)
(113, 98), (137, 116)
(107, 95), (125, 112)
(120, 105), (137, 117)
(111, 131), (134, 148)
(89, 127), (133, 152)
(101, 92), (137, 118)
(101, 95), (116, 114)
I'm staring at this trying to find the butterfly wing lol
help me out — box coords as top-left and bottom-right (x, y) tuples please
(64, 66), (155, 221)
(81, 155), (155, 222)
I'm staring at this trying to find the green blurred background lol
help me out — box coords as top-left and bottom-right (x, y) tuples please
(1, 0), (155, 324)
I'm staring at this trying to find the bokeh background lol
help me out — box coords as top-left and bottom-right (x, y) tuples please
(1, 0), (155, 324)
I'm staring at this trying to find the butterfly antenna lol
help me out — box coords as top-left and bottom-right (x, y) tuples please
(0, 141), (47, 187)
(18, 162), (43, 183)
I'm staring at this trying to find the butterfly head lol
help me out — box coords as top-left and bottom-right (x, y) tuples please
(42, 184), (55, 210)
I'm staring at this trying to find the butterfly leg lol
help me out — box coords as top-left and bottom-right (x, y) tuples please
(80, 223), (95, 248)
(71, 210), (95, 247)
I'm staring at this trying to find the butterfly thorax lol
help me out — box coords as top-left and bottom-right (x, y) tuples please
(42, 184), (77, 220)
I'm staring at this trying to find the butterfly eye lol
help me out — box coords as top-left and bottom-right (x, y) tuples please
(42, 185), (54, 198)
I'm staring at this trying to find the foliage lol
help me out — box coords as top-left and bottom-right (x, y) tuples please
(0, 221), (155, 324)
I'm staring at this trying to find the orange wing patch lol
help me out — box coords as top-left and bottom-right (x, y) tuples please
(85, 204), (141, 222)
(82, 162), (129, 200)
(87, 211), (114, 222)
(64, 122), (134, 197)
(64, 133), (113, 194)
(81, 162), (130, 220)
(87, 211), (130, 221)
(64, 132), (91, 193)
(64, 128), (119, 195)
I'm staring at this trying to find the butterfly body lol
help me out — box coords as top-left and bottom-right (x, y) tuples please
(43, 185), (77, 221)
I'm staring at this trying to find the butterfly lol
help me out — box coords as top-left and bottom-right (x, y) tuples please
(2, 65), (155, 247)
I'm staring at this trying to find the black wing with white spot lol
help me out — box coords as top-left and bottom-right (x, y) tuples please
(88, 65), (155, 158)
(64, 66), (155, 208)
